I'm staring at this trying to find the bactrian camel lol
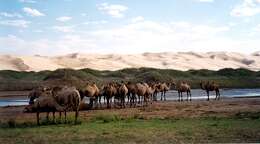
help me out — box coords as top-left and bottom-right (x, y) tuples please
(177, 82), (191, 101)
(200, 81), (220, 101)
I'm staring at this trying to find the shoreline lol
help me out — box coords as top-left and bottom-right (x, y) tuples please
(1, 97), (260, 123)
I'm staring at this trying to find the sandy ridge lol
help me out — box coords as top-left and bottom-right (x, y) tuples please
(0, 51), (259, 71)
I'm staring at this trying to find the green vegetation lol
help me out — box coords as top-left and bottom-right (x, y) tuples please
(0, 114), (260, 143)
(0, 67), (260, 91)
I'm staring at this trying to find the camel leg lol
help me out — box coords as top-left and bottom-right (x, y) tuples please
(64, 111), (67, 123)
(181, 92), (183, 101)
(130, 94), (133, 107)
(106, 97), (110, 109)
(59, 112), (62, 122)
(52, 111), (55, 123)
(127, 94), (130, 105)
(75, 110), (79, 124)
(160, 92), (163, 101)
(37, 111), (40, 125)
(123, 97), (126, 108)
(154, 93), (157, 101)
(164, 91), (166, 101)
(46, 112), (49, 121)
(98, 96), (101, 107)
(215, 91), (218, 100)
(178, 92), (180, 102)
(190, 91), (192, 101)
(104, 96), (106, 104)
(187, 91), (189, 101)
(218, 91), (220, 100)
(207, 91), (210, 101)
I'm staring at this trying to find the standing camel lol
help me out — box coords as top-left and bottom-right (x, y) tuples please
(24, 91), (65, 125)
(79, 82), (100, 108)
(157, 82), (174, 101)
(50, 86), (81, 124)
(28, 86), (81, 124)
(126, 82), (138, 107)
(200, 81), (220, 101)
(177, 82), (191, 101)
(117, 82), (128, 108)
(103, 83), (117, 108)
(135, 83), (149, 107)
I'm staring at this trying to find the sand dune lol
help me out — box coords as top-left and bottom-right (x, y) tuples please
(0, 52), (259, 71)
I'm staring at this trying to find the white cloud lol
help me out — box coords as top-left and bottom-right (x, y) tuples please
(1, 20), (259, 55)
(82, 20), (108, 25)
(230, 0), (260, 17)
(52, 26), (74, 33)
(0, 20), (30, 28)
(0, 34), (97, 56)
(33, 30), (43, 33)
(19, 0), (36, 3)
(0, 12), (23, 18)
(131, 16), (144, 23)
(87, 21), (234, 53)
(56, 16), (72, 22)
(97, 3), (128, 18)
(197, 0), (214, 2)
(23, 7), (45, 17)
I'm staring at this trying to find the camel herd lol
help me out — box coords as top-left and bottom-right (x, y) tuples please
(24, 81), (220, 125)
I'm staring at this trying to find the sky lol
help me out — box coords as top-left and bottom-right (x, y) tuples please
(0, 0), (260, 56)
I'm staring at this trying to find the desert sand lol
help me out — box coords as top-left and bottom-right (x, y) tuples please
(0, 51), (259, 71)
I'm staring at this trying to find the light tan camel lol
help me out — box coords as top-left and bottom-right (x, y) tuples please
(79, 83), (100, 108)
(146, 83), (157, 104)
(148, 82), (161, 101)
(157, 82), (173, 101)
(200, 81), (220, 101)
(177, 82), (191, 101)
(116, 82), (128, 108)
(135, 83), (149, 106)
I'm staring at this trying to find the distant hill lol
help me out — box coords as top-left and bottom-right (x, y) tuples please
(0, 68), (259, 91)
(0, 52), (260, 71)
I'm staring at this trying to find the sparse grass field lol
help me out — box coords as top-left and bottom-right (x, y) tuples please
(0, 114), (260, 143)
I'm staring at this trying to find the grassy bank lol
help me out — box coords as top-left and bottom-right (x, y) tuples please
(0, 67), (260, 91)
(0, 115), (260, 143)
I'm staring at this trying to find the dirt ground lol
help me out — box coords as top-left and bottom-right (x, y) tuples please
(1, 97), (260, 123)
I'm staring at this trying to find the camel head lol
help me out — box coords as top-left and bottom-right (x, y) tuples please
(28, 86), (48, 104)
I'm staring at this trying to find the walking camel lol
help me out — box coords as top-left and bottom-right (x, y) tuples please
(177, 82), (191, 101)
(200, 81), (220, 101)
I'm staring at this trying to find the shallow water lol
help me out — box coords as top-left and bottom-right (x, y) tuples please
(0, 88), (260, 107)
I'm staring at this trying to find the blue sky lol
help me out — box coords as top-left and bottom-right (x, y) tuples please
(0, 0), (260, 55)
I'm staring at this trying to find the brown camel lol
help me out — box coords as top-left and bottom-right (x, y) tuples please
(25, 91), (65, 125)
(117, 82), (128, 108)
(28, 86), (50, 104)
(157, 82), (173, 101)
(79, 83), (100, 108)
(103, 83), (117, 108)
(29, 86), (81, 124)
(126, 82), (138, 107)
(177, 82), (191, 101)
(200, 81), (220, 101)
(50, 86), (81, 124)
